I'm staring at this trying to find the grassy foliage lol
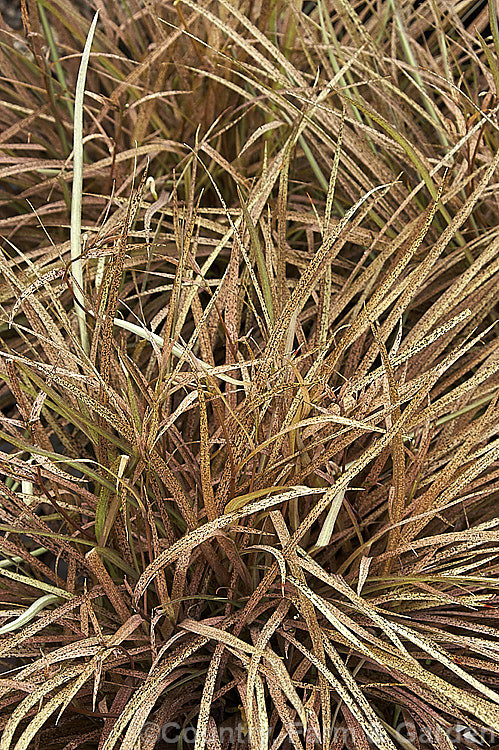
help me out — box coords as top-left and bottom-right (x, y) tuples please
(0, 0), (499, 748)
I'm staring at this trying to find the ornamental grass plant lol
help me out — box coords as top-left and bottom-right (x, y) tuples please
(0, 1), (499, 748)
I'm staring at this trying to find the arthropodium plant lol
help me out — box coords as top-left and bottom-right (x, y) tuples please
(0, 0), (499, 748)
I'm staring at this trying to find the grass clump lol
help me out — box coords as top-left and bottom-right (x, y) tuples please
(0, 0), (499, 748)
